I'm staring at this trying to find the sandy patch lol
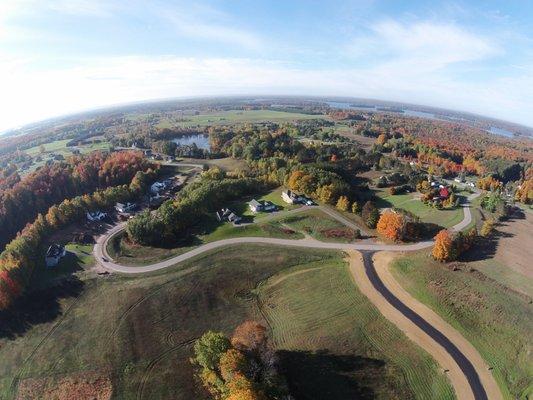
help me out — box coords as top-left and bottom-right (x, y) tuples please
(348, 251), (503, 400)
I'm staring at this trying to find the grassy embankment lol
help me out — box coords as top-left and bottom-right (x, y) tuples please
(0, 246), (453, 399)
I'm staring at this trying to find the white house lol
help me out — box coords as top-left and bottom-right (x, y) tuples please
(248, 199), (263, 213)
(115, 202), (136, 214)
(248, 199), (278, 213)
(45, 244), (66, 267)
(282, 189), (300, 204)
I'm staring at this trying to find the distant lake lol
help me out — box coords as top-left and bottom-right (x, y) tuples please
(172, 134), (210, 150)
(326, 101), (517, 138)
(486, 126), (514, 138)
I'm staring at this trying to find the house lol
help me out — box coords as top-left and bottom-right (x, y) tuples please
(216, 208), (242, 224)
(248, 199), (263, 213)
(45, 244), (66, 267)
(86, 211), (107, 222)
(150, 181), (167, 195)
(248, 199), (278, 213)
(439, 187), (450, 199)
(115, 202), (136, 214)
(282, 189), (301, 204)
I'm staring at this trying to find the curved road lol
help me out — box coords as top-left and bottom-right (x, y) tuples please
(93, 190), (498, 399)
(360, 251), (488, 400)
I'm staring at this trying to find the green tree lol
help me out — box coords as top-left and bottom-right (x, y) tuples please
(351, 201), (360, 214)
(193, 331), (232, 371)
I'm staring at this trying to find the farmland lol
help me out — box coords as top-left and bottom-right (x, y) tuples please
(153, 109), (324, 129)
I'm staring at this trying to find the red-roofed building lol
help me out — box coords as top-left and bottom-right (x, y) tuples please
(439, 187), (450, 199)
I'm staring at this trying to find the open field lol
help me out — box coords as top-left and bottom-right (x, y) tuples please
(463, 210), (533, 296)
(177, 157), (249, 172)
(375, 190), (464, 228)
(156, 110), (324, 128)
(391, 250), (533, 399)
(0, 246), (453, 399)
(278, 208), (360, 242)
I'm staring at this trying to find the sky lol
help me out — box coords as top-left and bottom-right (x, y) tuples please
(1, 0), (533, 131)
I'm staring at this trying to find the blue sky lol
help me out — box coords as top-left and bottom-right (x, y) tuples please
(1, 0), (533, 130)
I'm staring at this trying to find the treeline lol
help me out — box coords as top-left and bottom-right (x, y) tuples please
(0, 150), (149, 250)
(127, 176), (266, 245)
(0, 168), (159, 310)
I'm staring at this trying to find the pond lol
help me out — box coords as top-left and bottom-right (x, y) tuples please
(172, 134), (210, 150)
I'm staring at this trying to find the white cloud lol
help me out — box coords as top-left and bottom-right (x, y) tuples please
(158, 3), (263, 50)
(1, 54), (532, 131)
(347, 20), (500, 70)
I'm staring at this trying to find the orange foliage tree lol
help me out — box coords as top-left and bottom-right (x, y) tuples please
(376, 211), (405, 242)
(432, 230), (456, 262)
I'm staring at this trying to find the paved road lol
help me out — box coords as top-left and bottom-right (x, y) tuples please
(360, 251), (488, 400)
(94, 193), (479, 274)
(91, 188), (500, 399)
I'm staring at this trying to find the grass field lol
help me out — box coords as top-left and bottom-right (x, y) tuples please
(391, 251), (533, 399)
(279, 208), (359, 242)
(156, 110), (323, 129)
(0, 246), (453, 399)
(375, 190), (464, 228)
(107, 215), (304, 266)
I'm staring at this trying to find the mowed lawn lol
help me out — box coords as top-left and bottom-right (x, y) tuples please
(279, 208), (359, 243)
(0, 246), (453, 400)
(391, 251), (533, 399)
(376, 190), (464, 228)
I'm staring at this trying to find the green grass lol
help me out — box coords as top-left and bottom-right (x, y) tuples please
(30, 243), (95, 289)
(391, 251), (533, 399)
(157, 110), (323, 128)
(279, 208), (358, 242)
(376, 190), (464, 228)
(0, 246), (453, 399)
(107, 214), (304, 266)
(24, 139), (72, 156)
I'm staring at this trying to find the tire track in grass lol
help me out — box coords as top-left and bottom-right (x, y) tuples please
(135, 337), (197, 400)
(9, 291), (85, 398)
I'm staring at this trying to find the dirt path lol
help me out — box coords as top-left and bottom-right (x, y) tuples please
(348, 251), (502, 400)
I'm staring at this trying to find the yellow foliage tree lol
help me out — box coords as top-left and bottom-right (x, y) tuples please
(336, 196), (350, 212)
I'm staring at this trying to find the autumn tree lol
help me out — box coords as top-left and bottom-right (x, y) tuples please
(351, 201), (360, 214)
(480, 218), (495, 237)
(336, 196), (350, 212)
(377, 211), (406, 242)
(432, 230), (456, 262)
